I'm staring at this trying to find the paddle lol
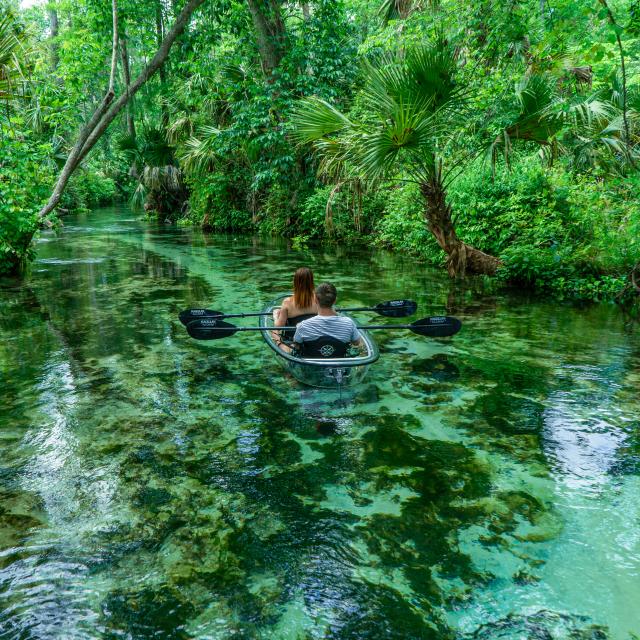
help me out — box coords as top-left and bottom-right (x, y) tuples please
(184, 315), (461, 341)
(178, 299), (417, 326)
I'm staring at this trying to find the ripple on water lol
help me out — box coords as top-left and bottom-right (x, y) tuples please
(35, 258), (106, 265)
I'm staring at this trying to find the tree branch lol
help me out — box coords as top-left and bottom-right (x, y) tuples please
(37, 0), (207, 222)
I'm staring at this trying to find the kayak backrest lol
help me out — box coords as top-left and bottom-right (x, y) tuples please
(299, 336), (348, 359)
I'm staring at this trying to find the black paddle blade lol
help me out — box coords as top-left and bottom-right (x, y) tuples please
(185, 318), (239, 340)
(374, 299), (418, 318)
(178, 309), (224, 326)
(410, 316), (462, 337)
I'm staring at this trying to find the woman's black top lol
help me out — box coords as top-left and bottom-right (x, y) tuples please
(280, 313), (316, 341)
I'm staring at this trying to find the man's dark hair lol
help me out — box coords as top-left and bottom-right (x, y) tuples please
(315, 282), (337, 308)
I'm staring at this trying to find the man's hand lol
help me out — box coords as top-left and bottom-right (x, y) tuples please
(351, 337), (366, 356)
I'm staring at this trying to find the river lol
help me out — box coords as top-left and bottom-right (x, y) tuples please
(1, 206), (639, 639)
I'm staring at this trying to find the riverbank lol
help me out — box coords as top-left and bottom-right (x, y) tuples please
(180, 157), (640, 306)
(3, 155), (639, 311)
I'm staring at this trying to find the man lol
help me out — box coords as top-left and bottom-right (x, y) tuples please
(292, 282), (363, 356)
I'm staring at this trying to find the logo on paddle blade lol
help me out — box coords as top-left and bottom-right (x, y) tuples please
(320, 345), (335, 357)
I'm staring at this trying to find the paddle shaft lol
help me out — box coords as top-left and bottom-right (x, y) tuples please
(199, 304), (415, 320)
(186, 314), (461, 340)
(190, 323), (435, 332)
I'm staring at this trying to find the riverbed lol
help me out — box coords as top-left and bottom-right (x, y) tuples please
(1, 206), (639, 639)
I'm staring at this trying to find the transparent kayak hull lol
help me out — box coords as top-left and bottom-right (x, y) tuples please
(259, 294), (380, 389)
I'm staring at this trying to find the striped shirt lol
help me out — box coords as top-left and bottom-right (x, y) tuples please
(293, 315), (361, 344)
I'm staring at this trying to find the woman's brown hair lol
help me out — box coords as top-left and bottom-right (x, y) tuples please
(293, 267), (315, 309)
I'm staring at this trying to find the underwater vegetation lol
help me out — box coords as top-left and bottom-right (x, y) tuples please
(0, 209), (639, 638)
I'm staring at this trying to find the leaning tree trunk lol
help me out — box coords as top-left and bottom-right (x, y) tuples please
(420, 171), (501, 278)
(35, 0), (206, 224)
(598, 0), (630, 143)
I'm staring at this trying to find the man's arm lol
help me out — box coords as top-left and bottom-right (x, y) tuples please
(291, 324), (305, 353)
(350, 322), (365, 354)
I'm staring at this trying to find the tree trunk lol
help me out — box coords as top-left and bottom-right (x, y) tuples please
(156, 1), (169, 126)
(246, 0), (285, 76)
(48, 8), (59, 71)
(36, 0), (207, 223)
(598, 0), (631, 144)
(420, 171), (501, 278)
(119, 34), (136, 140)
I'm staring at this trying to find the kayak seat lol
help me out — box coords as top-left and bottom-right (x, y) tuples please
(299, 336), (348, 359)
(280, 313), (316, 341)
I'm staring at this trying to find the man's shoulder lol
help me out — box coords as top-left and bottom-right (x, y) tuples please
(300, 314), (352, 323)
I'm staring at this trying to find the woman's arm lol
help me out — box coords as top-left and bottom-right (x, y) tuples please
(274, 298), (290, 327)
(271, 298), (291, 350)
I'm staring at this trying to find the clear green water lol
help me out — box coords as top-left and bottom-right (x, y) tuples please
(1, 207), (639, 640)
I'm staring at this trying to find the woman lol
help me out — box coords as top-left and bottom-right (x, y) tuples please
(273, 267), (318, 348)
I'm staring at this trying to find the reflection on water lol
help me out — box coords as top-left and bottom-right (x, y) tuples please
(0, 206), (639, 639)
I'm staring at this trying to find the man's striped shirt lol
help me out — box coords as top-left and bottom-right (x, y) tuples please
(293, 315), (361, 344)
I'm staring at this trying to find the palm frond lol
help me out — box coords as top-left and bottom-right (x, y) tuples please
(361, 41), (462, 119)
(166, 115), (195, 144)
(179, 125), (222, 174)
(291, 97), (354, 143)
(292, 38), (469, 185)
(141, 128), (175, 166)
(0, 10), (30, 102)
(131, 181), (147, 210)
(377, 0), (424, 25)
(142, 165), (183, 191)
(489, 74), (565, 172)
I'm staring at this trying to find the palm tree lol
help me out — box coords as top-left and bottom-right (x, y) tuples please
(488, 73), (636, 174)
(293, 39), (632, 277)
(0, 9), (29, 104)
(117, 128), (187, 218)
(292, 39), (501, 276)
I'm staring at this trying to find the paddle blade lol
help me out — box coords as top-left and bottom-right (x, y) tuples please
(375, 299), (418, 318)
(185, 318), (239, 340)
(410, 316), (462, 337)
(179, 308), (223, 326)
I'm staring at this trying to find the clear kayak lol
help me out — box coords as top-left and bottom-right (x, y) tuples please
(259, 294), (380, 388)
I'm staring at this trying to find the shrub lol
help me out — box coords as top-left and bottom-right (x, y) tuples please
(186, 171), (253, 230)
(0, 137), (53, 275)
(298, 183), (386, 242)
(375, 155), (640, 300)
(375, 182), (442, 263)
(63, 170), (117, 211)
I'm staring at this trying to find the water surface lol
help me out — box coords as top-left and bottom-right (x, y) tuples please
(1, 207), (639, 639)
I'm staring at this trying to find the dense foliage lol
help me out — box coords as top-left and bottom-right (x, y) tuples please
(1, 0), (639, 303)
